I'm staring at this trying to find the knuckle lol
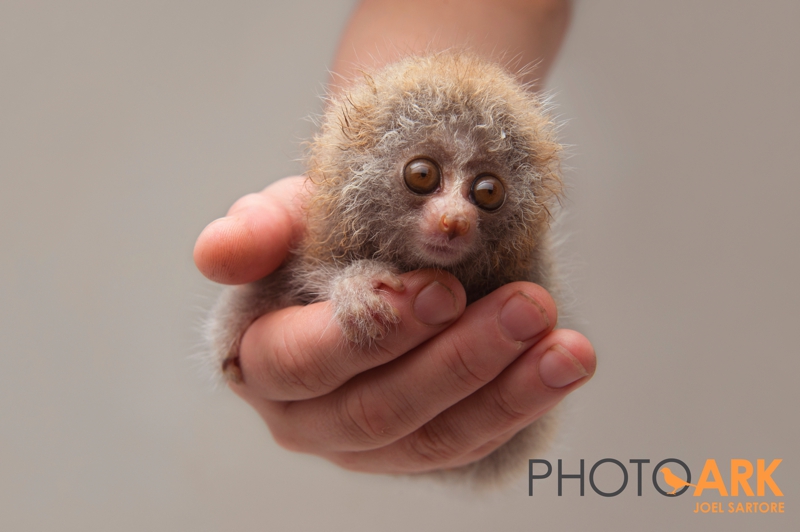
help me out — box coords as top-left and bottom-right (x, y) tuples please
(408, 423), (463, 466)
(337, 387), (400, 448)
(439, 337), (496, 391)
(449, 437), (508, 469)
(257, 404), (306, 453)
(362, 339), (402, 366)
(268, 424), (304, 453)
(265, 322), (330, 396)
(488, 384), (531, 425)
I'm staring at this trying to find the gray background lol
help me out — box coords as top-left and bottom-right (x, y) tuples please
(1, 1), (797, 530)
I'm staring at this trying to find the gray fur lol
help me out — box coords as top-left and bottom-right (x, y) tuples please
(206, 52), (565, 484)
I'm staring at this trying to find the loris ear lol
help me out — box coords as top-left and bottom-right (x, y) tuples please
(529, 137), (565, 220)
(306, 92), (384, 195)
(538, 169), (565, 219)
(330, 88), (384, 153)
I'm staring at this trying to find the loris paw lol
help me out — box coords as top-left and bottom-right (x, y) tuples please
(329, 261), (405, 345)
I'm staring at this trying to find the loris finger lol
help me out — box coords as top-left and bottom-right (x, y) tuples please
(233, 268), (467, 401)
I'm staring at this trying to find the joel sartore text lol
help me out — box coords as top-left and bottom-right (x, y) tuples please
(528, 458), (783, 502)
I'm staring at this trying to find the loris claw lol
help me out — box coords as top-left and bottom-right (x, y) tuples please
(329, 260), (404, 344)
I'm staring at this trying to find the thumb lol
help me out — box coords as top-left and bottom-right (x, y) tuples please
(194, 176), (308, 284)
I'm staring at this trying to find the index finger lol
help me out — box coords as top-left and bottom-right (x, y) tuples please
(234, 268), (467, 401)
(193, 176), (308, 284)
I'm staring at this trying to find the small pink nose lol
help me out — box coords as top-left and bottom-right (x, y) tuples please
(439, 214), (470, 240)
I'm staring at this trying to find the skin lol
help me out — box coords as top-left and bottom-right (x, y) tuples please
(194, 0), (596, 475)
(331, 0), (573, 93)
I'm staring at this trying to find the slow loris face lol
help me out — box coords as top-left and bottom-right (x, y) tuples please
(349, 113), (543, 279)
(304, 53), (563, 290)
(399, 144), (509, 267)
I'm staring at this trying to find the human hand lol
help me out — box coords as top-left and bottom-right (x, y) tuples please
(194, 176), (596, 475)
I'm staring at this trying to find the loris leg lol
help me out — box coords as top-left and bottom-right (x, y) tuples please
(206, 260), (402, 382)
(328, 260), (405, 345)
(206, 272), (290, 383)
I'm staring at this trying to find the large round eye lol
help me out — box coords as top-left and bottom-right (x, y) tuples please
(470, 174), (506, 211)
(403, 158), (441, 194)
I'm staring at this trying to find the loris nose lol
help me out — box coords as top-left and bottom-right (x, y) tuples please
(439, 214), (470, 240)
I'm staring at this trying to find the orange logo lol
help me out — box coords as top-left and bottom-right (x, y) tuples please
(529, 458), (785, 514)
(659, 467), (697, 495)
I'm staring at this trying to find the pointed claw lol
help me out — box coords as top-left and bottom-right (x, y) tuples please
(371, 272), (405, 292)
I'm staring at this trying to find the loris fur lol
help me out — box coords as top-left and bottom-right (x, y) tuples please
(207, 51), (564, 484)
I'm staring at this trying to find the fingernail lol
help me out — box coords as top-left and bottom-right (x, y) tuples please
(413, 281), (460, 325)
(499, 292), (550, 342)
(539, 344), (589, 389)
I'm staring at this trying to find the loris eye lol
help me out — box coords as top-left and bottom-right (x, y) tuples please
(403, 158), (441, 194)
(470, 174), (506, 211)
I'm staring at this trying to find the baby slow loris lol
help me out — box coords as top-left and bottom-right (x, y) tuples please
(207, 52), (565, 483)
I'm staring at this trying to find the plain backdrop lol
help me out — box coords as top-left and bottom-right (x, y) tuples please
(1, 1), (798, 531)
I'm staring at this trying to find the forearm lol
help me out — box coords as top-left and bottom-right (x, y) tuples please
(331, 0), (572, 91)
